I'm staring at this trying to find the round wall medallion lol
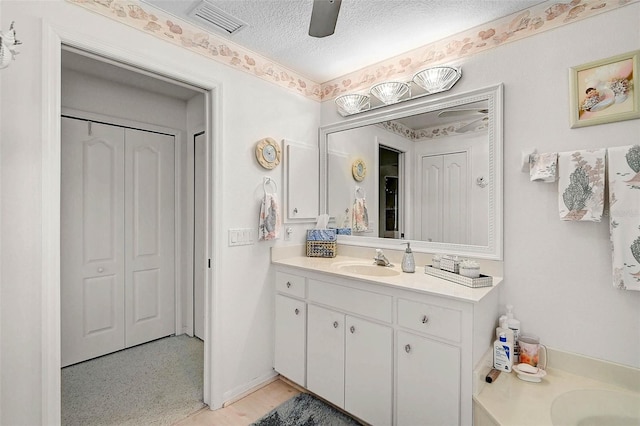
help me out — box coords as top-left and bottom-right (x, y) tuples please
(255, 137), (281, 169)
(352, 158), (366, 181)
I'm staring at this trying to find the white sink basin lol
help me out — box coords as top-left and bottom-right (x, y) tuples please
(551, 389), (640, 426)
(335, 262), (401, 277)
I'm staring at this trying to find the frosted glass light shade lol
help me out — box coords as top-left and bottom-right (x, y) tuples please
(369, 81), (410, 104)
(412, 66), (462, 93)
(335, 93), (370, 115)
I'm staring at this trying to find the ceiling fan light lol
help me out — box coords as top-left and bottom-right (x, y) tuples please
(369, 81), (410, 105)
(335, 93), (370, 115)
(412, 66), (462, 93)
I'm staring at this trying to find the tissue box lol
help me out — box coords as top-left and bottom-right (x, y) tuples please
(306, 229), (337, 258)
(331, 227), (352, 235)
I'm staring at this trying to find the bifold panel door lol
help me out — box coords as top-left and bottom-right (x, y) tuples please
(61, 117), (175, 367)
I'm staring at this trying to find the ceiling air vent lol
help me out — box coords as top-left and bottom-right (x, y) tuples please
(187, 1), (248, 35)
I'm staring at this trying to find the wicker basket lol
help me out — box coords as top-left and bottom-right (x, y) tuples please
(306, 229), (337, 258)
(306, 240), (337, 258)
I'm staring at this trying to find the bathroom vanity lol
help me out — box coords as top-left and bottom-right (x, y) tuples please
(272, 252), (502, 426)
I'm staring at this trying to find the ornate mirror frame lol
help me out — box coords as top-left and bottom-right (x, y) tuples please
(319, 84), (503, 260)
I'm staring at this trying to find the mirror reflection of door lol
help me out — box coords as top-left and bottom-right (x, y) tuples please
(379, 146), (403, 239)
(420, 151), (468, 244)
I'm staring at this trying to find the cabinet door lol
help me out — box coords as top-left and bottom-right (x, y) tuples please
(397, 331), (461, 426)
(307, 304), (345, 408)
(274, 295), (306, 386)
(345, 316), (393, 426)
(284, 140), (319, 222)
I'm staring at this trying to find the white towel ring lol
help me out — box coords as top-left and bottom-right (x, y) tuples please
(263, 177), (277, 194)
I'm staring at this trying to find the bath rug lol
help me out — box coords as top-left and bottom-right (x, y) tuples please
(529, 152), (558, 182)
(558, 149), (606, 221)
(251, 392), (362, 426)
(608, 144), (640, 291)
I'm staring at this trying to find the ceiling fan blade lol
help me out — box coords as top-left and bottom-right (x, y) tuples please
(438, 108), (488, 118)
(309, 0), (342, 38)
(455, 116), (488, 133)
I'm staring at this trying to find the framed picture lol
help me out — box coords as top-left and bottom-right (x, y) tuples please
(569, 50), (639, 128)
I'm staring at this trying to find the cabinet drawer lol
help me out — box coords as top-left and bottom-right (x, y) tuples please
(397, 298), (461, 343)
(276, 271), (306, 298)
(308, 280), (392, 323)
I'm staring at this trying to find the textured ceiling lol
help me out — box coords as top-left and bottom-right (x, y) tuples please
(141, 0), (544, 83)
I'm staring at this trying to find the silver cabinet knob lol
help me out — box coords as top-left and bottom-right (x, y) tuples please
(294, 308), (300, 315)
(405, 344), (411, 353)
(350, 325), (355, 334)
(97, 267), (104, 273)
(333, 321), (339, 328)
(286, 282), (291, 288)
(422, 315), (429, 324)
(293, 208), (298, 214)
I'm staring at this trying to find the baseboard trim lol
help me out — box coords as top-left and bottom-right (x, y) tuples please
(222, 371), (279, 408)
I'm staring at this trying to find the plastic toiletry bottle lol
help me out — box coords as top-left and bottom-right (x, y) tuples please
(493, 333), (513, 372)
(401, 242), (415, 273)
(506, 304), (521, 363)
(495, 315), (514, 344)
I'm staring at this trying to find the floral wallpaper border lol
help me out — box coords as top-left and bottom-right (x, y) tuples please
(378, 119), (487, 141)
(68, 0), (637, 103)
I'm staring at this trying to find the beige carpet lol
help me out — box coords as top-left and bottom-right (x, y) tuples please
(62, 334), (205, 425)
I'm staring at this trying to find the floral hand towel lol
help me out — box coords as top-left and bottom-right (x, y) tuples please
(530, 152), (558, 182)
(608, 145), (640, 291)
(558, 149), (606, 221)
(352, 196), (369, 233)
(259, 193), (280, 241)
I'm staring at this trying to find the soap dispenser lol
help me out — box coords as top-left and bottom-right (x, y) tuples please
(401, 242), (415, 273)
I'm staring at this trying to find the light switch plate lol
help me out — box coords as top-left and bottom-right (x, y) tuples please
(228, 228), (255, 246)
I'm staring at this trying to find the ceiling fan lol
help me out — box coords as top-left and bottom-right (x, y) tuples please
(309, 0), (342, 38)
(438, 108), (489, 133)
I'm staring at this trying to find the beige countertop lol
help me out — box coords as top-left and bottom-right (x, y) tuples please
(272, 253), (502, 303)
(474, 365), (640, 425)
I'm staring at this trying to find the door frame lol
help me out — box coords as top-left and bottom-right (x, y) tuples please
(41, 23), (224, 423)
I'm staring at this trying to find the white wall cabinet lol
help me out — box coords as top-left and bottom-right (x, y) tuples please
(282, 139), (319, 223)
(274, 265), (498, 426)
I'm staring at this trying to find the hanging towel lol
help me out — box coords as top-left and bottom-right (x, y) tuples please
(352, 188), (369, 233)
(529, 152), (558, 182)
(608, 145), (640, 291)
(558, 149), (606, 221)
(259, 193), (281, 241)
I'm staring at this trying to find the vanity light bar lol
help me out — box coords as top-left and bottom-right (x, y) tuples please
(335, 66), (462, 117)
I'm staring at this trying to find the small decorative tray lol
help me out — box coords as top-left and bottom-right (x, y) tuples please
(424, 265), (493, 288)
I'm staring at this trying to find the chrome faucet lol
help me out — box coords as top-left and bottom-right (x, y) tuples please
(374, 249), (393, 267)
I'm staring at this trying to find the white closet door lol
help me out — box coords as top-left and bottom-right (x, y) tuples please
(61, 118), (126, 367)
(194, 132), (205, 339)
(442, 152), (468, 244)
(124, 128), (176, 347)
(420, 155), (444, 242)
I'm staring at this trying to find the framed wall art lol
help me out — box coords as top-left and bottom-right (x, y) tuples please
(569, 50), (639, 128)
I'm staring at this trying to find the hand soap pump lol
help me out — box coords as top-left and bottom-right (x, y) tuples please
(401, 242), (415, 273)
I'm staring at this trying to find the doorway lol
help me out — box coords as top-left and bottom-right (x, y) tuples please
(59, 46), (210, 420)
(378, 145), (403, 239)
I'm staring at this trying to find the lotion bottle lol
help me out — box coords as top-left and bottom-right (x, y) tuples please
(495, 315), (514, 344)
(506, 304), (521, 363)
(493, 333), (513, 372)
(401, 242), (415, 273)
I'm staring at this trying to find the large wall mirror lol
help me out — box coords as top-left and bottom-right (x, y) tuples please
(319, 84), (503, 260)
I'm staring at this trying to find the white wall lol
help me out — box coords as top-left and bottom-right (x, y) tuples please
(322, 3), (640, 368)
(0, 1), (319, 424)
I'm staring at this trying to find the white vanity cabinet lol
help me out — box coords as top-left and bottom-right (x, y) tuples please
(274, 271), (307, 387)
(273, 263), (499, 426)
(307, 280), (394, 426)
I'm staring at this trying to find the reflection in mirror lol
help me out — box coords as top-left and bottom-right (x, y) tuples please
(320, 85), (503, 260)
